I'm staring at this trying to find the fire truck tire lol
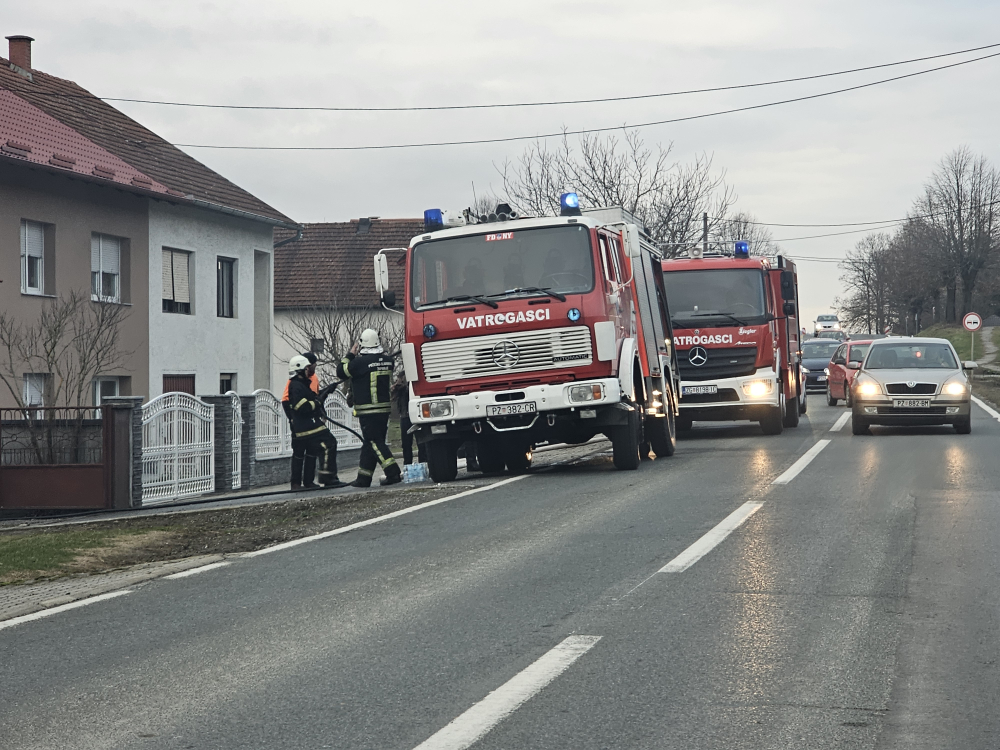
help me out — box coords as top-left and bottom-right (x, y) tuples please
(760, 394), (785, 435)
(503, 442), (533, 473)
(647, 401), (677, 457)
(782, 376), (800, 428)
(612, 408), (642, 470)
(427, 439), (459, 482)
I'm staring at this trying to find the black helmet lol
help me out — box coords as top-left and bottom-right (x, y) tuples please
(301, 351), (318, 365)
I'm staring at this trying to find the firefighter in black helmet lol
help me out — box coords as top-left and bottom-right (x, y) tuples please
(287, 355), (345, 489)
(337, 329), (401, 487)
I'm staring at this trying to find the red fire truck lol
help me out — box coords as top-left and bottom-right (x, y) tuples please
(660, 247), (805, 434)
(374, 195), (681, 482)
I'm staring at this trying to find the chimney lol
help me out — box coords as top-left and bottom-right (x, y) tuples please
(6, 35), (33, 71)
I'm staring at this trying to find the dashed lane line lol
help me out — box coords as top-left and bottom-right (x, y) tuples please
(0, 590), (132, 632)
(830, 412), (851, 432)
(659, 502), (765, 573)
(244, 475), (529, 558)
(412, 635), (602, 750)
(772, 439), (831, 485)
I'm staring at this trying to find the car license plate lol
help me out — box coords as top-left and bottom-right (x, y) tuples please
(487, 401), (537, 417)
(893, 399), (931, 409)
(683, 385), (718, 396)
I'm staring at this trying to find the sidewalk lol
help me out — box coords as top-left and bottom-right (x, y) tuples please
(976, 326), (997, 368)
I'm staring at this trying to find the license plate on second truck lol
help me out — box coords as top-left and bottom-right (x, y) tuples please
(683, 385), (718, 396)
(487, 402), (538, 416)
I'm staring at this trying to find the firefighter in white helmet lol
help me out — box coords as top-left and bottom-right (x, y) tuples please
(287, 355), (344, 489)
(337, 329), (401, 487)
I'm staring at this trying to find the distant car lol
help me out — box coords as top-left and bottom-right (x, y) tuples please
(814, 314), (841, 334)
(826, 340), (874, 406)
(800, 339), (841, 393)
(850, 337), (977, 434)
(814, 330), (848, 342)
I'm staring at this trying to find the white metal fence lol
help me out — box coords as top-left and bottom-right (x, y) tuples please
(324, 390), (363, 449)
(254, 389), (292, 459)
(227, 391), (242, 489)
(141, 392), (215, 504)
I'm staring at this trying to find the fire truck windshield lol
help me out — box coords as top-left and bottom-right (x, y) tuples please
(411, 225), (594, 309)
(663, 268), (767, 326)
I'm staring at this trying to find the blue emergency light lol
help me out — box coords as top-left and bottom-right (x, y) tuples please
(423, 323), (437, 339)
(734, 240), (750, 258)
(560, 192), (582, 217)
(424, 208), (444, 232)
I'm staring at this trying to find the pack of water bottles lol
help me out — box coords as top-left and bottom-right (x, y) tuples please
(402, 462), (430, 483)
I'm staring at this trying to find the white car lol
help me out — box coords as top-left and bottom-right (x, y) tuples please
(814, 314), (841, 334)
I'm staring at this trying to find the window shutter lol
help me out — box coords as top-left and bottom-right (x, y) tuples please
(24, 222), (44, 258)
(162, 250), (174, 300)
(91, 234), (101, 272)
(100, 235), (120, 275)
(172, 251), (190, 304)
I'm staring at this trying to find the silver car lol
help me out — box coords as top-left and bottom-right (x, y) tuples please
(850, 337), (977, 434)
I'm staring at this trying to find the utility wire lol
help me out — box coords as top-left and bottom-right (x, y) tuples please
(39, 42), (1000, 113)
(172, 51), (1000, 151)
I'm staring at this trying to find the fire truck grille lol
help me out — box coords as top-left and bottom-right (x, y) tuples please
(421, 326), (593, 382)
(678, 346), (758, 381)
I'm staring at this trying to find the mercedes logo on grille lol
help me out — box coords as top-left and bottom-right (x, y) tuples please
(492, 340), (521, 369)
(906, 380), (917, 388)
(688, 346), (709, 367)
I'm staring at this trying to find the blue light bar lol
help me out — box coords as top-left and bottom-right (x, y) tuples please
(560, 192), (582, 216)
(734, 240), (750, 258)
(424, 208), (444, 232)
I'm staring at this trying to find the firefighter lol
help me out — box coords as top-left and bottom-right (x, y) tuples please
(337, 329), (401, 487)
(287, 355), (345, 489)
(282, 351), (321, 487)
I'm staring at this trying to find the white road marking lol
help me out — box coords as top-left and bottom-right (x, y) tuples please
(413, 635), (601, 750)
(245, 475), (529, 558)
(972, 395), (1000, 421)
(830, 412), (851, 432)
(0, 590), (131, 631)
(772, 439), (831, 485)
(164, 561), (232, 579)
(659, 502), (764, 573)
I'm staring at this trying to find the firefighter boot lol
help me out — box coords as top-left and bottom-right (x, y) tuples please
(350, 469), (373, 488)
(379, 462), (403, 486)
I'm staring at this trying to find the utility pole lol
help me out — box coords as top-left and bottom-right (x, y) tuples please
(702, 212), (709, 256)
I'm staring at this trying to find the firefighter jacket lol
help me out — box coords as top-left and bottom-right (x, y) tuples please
(286, 375), (327, 438)
(282, 372), (318, 420)
(337, 351), (393, 415)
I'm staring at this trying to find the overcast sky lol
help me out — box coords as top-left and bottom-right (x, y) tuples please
(7, 1), (1000, 325)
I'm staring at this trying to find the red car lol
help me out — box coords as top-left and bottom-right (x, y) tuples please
(826, 340), (873, 406)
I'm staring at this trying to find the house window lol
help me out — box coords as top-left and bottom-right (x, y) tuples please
(163, 374), (196, 395)
(91, 234), (121, 302)
(220, 373), (236, 394)
(23, 373), (46, 406)
(217, 257), (235, 318)
(20, 220), (45, 295)
(163, 249), (192, 314)
(93, 377), (119, 405)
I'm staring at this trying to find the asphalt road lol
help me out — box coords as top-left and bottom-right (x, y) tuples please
(3, 399), (1000, 749)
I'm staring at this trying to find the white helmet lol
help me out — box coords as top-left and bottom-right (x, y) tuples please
(288, 354), (311, 376)
(360, 328), (380, 348)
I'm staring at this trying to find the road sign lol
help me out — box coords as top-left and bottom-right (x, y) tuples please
(963, 312), (983, 332)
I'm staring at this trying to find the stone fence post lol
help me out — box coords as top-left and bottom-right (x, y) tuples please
(200, 395), (234, 493)
(102, 396), (144, 508)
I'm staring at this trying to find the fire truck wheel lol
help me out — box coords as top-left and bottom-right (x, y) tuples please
(646, 405), (677, 457)
(826, 383), (838, 407)
(612, 407), (642, 470)
(760, 394), (785, 435)
(427, 439), (459, 482)
(782, 378), (800, 428)
(503, 442), (533, 473)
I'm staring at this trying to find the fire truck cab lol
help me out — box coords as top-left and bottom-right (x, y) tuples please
(661, 247), (805, 435)
(375, 197), (681, 482)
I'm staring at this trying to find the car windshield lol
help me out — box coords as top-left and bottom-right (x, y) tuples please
(801, 341), (840, 359)
(865, 342), (957, 369)
(848, 343), (871, 362)
(662, 268), (767, 326)
(410, 225), (594, 309)
(817, 315), (838, 321)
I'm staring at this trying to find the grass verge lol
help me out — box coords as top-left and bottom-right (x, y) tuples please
(0, 484), (469, 586)
(918, 323), (978, 361)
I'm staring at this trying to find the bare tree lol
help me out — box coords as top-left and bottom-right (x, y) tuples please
(496, 130), (736, 256)
(0, 291), (133, 409)
(837, 233), (895, 334)
(715, 211), (780, 256)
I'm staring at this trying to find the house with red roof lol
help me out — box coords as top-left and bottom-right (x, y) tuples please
(272, 218), (418, 388)
(0, 35), (298, 406)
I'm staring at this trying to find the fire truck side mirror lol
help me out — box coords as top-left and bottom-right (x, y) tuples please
(382, 290), (397, 308)
(780, 270), (795, 301)
(374, 252), (390, 294)
(783, 301), (796, 316)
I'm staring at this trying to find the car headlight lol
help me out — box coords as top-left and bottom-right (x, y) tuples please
(801, 366), (810, 374)
(942, 380), (969, 396)
(742, 378), (775, 398)
(568, 383), (603, 403)
(855, 377), (881, 397)
(420, 400), (454, 419)
(823, 367), (830, 376)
